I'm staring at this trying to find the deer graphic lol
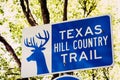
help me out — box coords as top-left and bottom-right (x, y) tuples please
(24, 30), (49, 74)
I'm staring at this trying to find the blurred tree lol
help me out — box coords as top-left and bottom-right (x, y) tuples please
(0, 0), (98, 79)
(78, 0), (97, 17)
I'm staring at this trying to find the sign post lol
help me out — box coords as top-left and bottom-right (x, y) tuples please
(22, 15), (113, 78)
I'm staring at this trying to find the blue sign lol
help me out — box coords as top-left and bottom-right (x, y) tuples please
(52, 15), (113, 73)
(54, 75), (80, 80)
(22, 15), (113, 78)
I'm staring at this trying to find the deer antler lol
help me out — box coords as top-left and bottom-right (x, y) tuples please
(36, 30), (49, 48)
(24, 37), (38, 48)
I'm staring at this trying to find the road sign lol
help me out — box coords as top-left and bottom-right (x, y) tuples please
(52, 15), (113, 73)
(54, 75), (80, 80)
(22, 15), (113, 78)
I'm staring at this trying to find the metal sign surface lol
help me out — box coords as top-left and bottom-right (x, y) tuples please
(22, 15), (113, 78)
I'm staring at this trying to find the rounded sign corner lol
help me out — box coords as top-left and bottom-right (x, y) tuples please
(54, 75), (80, 80)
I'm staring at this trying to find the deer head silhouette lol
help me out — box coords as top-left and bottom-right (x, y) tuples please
(24, 30), (49, 74)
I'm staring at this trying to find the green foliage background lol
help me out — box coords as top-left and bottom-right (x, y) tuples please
(0, 0), (120, 80)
